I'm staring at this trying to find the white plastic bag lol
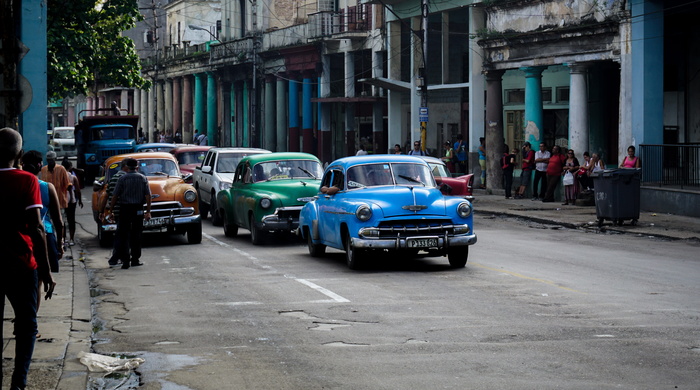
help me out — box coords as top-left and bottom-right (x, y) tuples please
(78, 351), (145, 373)
(563, 171), (574, 186)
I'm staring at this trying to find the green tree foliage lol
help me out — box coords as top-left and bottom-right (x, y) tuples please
(48, 0), (150, 99)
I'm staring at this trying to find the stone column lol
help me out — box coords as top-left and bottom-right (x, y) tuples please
(173, 77), (182, 137)
(156, 81), (165, 134)
(120, 90), (129, 114)
(133, 88), (140, 118)
(568, 63), (589, 156)
(140, 89), (149, 137)
(276, 77), (287, 152)
(264, 75), (275, 151)
(521, 66), (546, 147)
(165, 79), (173, 133)
(485, 69), (505, 190)
(147, 87), (155, 141)
(288, 76), (300, 152)
(302, 71), (314, 154)
(207, 72), (217, 146)
(183, 75), (193, 142)
(318, 56), (331, 163)
(469, 5), (486, 160)
(387, 20), (403, 153)
(98, 95), (105, 109)
(344, 45), (355, 156)
(194, 74), (206, 139)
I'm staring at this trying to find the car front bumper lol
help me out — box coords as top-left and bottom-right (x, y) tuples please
(259, 206), (303, 231)
(350, 233), (477, 250)
(102, 214), (201, 232)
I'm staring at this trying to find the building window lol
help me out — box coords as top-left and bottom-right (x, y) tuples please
(505, 89), (525, 104)
(542, 87), (552, 103)
(557, 87), (570, 103)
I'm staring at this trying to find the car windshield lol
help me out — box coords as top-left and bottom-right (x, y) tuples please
(253, 160), (323, 182)
(53, 130), (74, 139)
(177, 151), (207, 165)
(92, 127), (133, 140)
(137, 159), (180, 177)
(346, 163), (436, 189)
(216, 154), (249, 173)
(429, 162), (451, 178)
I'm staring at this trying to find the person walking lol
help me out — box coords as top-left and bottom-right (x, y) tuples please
(21, 150), (64, 273)
(407, 141), (426, 156)
(515, 142), (535, 199)
(39, 151), (72, 213)
(61, 159), (83, 246)
(0, 127), (56, 390)
(105, 160), (129, 266)
(453, 134), (467, 175)
(478, 137), (486, 188)
(108, 158), (152, 269)
(532, 143), (550, 200)
(542, 145), (566, 202)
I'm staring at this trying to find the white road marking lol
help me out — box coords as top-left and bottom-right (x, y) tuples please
(203, 233), (349, 303)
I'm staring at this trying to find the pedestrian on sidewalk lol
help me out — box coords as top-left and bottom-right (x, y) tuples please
(501, 145), (516, 199)
(61, 159), (83, 246)
(478, 137), (486, 188)
(108, 158), (152, 269)
(441, 141), (455, 173)
(620, 145), (641, 168)
(515, 142), (535, 199)
(453, 134), (468, 175)
(562, 149), (580, 205)
(106, 160), (129, 266)
(542, 145), (566, 202)
(532, 143), (550, 200)
(21, 150), (64, 273)
(0, 127), (56, 390)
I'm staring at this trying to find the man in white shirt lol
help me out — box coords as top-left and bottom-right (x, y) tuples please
(532, 143), (551, 200)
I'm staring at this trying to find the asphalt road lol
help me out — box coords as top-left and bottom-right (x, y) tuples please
(78, 207), (700, 390)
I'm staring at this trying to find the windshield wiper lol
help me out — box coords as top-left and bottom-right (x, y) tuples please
(297, 166), (317, 179)
(398, 175), (424, 186)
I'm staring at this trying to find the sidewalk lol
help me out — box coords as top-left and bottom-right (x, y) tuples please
(2, 244), (92, 390)
(4, 190), (698, 389)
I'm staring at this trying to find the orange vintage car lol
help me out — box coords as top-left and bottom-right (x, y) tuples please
(92, 152), (202, 247)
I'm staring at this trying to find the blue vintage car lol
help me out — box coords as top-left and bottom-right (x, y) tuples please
(298, 155), (477, 269)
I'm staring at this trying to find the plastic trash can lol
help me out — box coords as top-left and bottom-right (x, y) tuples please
(592, 168), (641, 227)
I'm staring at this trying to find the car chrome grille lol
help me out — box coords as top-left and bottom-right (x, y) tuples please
(146, 201), (195, 218)
(276, 208), (301, 220)
(375, 219), (456, 238)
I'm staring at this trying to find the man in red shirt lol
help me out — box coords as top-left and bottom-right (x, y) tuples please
(514, 142), (535, 199)
(0, 127), (56, 390)
(542, 145), (566, 202)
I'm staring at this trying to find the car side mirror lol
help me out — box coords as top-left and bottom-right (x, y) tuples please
(202, 165), (212, 174)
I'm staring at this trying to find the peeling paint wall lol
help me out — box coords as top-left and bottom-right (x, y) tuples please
(487, 0), (624, 32)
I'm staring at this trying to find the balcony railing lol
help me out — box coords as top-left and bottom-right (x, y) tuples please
(308, 5), (372, 38)
(640, 144), (700, 189)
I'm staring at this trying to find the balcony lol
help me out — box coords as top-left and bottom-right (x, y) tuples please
(308, 5), (372, 40)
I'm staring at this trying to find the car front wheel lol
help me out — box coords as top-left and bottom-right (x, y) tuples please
(211, 192), (222, 226)
(187, 222), (202, 244)
(307, 228), (326, 257)
(249, 214), (264, 245)
(345, 232), (363, 270)
(198, 188), (209, 219)
(223, 210), (238, 237)
(447, 247), (468, 268)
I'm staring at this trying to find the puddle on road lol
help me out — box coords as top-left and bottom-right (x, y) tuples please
(87, 351), (201, 390)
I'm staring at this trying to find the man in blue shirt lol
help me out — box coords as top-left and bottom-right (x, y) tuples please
(453, 134), (468, 175)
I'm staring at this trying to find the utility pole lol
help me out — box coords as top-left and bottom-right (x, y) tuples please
(419, 0), (429, 153)
(251, 0), (258, 147)
(152, 0), (159, 142)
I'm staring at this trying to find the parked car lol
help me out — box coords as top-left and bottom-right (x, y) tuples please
(298, 155), (477, 269)
(134, 142), (177, 153)
(216, 152), (323, 244)
(193, 147), (271, 225)
(91, 152), (202, 247)
(51, 126), (77, 158)
(170, 145), (213, 182)
(420, 156), (474, 200)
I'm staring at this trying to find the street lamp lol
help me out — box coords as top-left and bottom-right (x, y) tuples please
(188, 25), (219, 42)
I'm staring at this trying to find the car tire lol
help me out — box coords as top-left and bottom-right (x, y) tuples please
(198, 188), (209, 219)
(345, 232), (363, 270)
(447, 247), (468, 268)
(249, 214), (264, 245)
(307, 228), (326, 257)
(187, 222), (203, 244)
(211, 193), (223, 226)
(98, 226), (113, 248)
(223, 210), (238, 237)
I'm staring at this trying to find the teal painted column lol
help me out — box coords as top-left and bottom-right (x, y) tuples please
(207, 72), (217, 146)
(521, 66), (547, 147)
(194, 74), (206, 136)
(243, 81), (249, 147)
(18, 0), (47, 154)
(302, 75), (313, 153)
(230, 84), (236, 146)
(288, 78), (300, 151)
(631, 0), (663, 146)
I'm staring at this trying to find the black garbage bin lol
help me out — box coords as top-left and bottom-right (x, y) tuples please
(592, 168), (641, 227)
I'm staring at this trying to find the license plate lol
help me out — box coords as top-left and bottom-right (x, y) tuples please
(144, 217), (167, 228)
(407, 238), (438, 248)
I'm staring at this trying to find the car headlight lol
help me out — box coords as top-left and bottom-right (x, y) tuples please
(457, 202), (472, 218)
(356, 204), (372, 221)
(184, 189), (197, 203)
(87, 155), (97, 162)
(260, 198), (272, 209)
(219, 181), (231, 190)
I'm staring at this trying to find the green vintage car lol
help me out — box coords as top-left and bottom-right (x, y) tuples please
(216, 152), (323, 244)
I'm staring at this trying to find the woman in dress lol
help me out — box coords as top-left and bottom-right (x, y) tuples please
(561, 149), (580, 205)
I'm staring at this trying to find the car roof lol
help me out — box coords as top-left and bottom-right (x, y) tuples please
(104, 152), (177, 166)
(210, 147), (271, 154)
(329, 154), (430, 168)
(170, 145), (213, 154)
(417, 156), (445, 165)
(135, 143), (176, 149)
(242, 152), (321, 165)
